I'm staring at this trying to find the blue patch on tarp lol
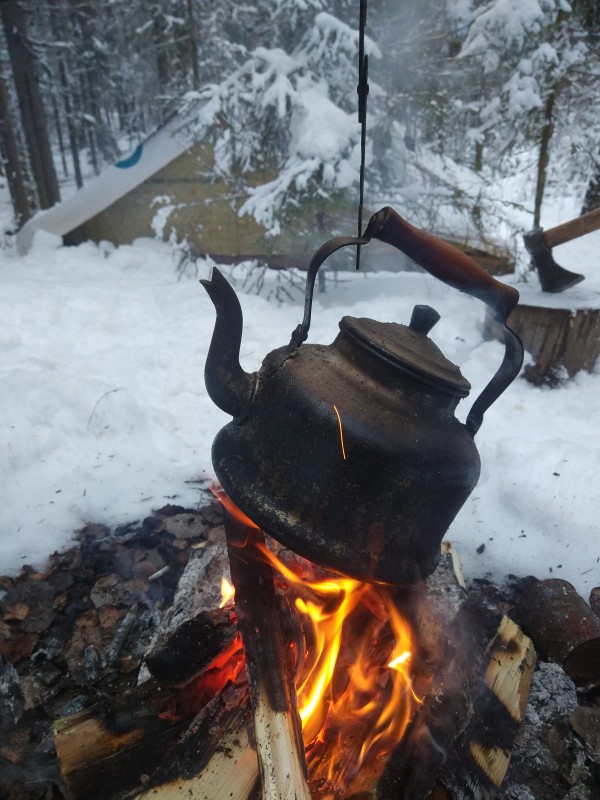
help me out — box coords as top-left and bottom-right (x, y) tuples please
(115, 144), (143, 169)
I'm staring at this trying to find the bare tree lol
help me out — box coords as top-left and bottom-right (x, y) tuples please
(0, 56), (31, 225)
(0, 0), (60, 210)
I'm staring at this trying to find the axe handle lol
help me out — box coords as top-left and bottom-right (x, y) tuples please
(542, 206), (600, 249)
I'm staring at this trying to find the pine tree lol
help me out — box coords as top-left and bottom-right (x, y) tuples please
(187, 1), (379, 235)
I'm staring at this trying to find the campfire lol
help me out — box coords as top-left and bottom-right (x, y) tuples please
(50, 500), (538, 800)
(215, 489), (423, 799)
(3, 495), (599, 800)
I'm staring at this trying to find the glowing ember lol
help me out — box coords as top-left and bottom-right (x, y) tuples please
(333, 404), (347, 461)
(219, 576), (235, 608)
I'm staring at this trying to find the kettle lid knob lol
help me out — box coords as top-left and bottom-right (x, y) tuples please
(409, 304), (441, 336)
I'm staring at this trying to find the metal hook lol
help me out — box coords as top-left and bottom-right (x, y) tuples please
(356, 0), (369, 271)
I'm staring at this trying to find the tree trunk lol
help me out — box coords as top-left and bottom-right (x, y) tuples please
(186, 0), (201, 90)
(51, 92), (69, 178)
(533, 89), (556, 229)
(153, 15), (169, 101)
(58, 59), (83, 190)
(0, 58), (32, 225)
(0, 0), (60, 210)
(581, 155), (600, 214)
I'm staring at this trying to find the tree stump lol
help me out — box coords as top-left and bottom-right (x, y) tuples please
(485, 302), (600, 386)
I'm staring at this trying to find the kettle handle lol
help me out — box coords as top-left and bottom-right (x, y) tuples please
(291, 206), (523, 437)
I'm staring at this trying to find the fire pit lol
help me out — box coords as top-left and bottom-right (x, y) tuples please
(3, 497), (599, 799)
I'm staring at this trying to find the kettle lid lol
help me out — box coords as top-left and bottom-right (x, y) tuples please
(339, 304), (471, 396)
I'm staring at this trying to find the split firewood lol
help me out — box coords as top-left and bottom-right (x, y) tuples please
(377, 597), (503, 800)
(436, 615), (536, 800)
(517, 578), (600, 687)
(54, 639), (248, 800)
(224, 507), (312, 800)
(131, 681), (258, 800)
(54, 676), (192, 800)
(133, 725), (258, 800)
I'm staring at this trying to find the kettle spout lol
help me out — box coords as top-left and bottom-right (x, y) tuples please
(200, 268), (254, 417)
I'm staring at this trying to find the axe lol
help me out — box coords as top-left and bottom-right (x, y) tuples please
(523, 206), (600, 293)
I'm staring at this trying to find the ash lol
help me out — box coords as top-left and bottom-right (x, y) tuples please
(499, 663), (597, 800)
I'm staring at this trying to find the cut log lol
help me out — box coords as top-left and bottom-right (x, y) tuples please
(517, 578), (600, 687)
(485, 303), (600, 385)
(224, 507), (311, 800)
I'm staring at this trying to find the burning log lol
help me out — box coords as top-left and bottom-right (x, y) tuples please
(516, 578), (600, 688)
(54, 644), (253, 800)
(144, 532), (237, 685)
(377, 597), (503, 800)
(378, 603), (535, 800)
(223, 506), (312, 800)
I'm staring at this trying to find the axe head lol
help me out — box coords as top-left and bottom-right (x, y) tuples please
(523, 229), (585, 293)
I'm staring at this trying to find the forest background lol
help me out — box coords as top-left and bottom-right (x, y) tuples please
(0, 0), (599, 256)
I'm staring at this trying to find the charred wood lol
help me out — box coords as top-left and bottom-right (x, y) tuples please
(436, 616), (536, 800)
(377, 598), (503, 800)
(144, 528), (237, 685)
(54, 644), (249, 800)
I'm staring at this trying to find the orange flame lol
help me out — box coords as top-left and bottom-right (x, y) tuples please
(219, 576), (235, 608)
(256, 541), (421, 789)
(213, 487), (421, 791)
(211, 485), (258, 528)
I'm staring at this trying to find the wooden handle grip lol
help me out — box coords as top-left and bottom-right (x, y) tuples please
(365, 207), (519, 321)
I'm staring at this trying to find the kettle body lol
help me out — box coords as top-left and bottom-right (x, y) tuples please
(212, 318), (481, 584)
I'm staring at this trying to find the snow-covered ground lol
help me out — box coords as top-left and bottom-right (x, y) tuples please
(1, 221), (599, 598)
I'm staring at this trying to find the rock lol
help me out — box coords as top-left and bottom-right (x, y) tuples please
(160, 512), (206, 540)
(0, 660), (24, 726)
(89, 574), (121, 607)
(1, 582), (56, 633)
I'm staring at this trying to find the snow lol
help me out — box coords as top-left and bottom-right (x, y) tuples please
(1, 226), (599, 599)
